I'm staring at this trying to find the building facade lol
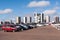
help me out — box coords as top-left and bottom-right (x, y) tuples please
(23, 17), (32, 23)
(27, 17), (32, 23)
(34, 13), (45, 23)
(23, 17), (27, 23)
(34, 13), (41, 23)
(45, 16), (50, 23)
(16, 17), (21, 24)
(54, 16), (59, 23)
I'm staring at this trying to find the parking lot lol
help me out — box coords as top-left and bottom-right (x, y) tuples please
(0, 25), (60, 40)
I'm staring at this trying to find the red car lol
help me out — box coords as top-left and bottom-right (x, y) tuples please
(2, 24), (21, 32)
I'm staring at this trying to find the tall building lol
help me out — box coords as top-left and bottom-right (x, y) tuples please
(41, 13), (44, 23)
(23, 17), (32, 23)
(27, 17), (32, 23)
(45, 16), (50, 23)
(10, 20), (14, 24)
(34, 13), (41, 23)
(23, 17), (27, 23)
(16, 17), (21, 24)
(54, 16), (59, 23)
(0, 21), (3, 24)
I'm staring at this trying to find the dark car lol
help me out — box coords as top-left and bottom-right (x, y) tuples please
(20, 24), (29, 30)
(29, 24), (37, 28)
(25, 24), (33, 29)
(15, 25), (23, 31)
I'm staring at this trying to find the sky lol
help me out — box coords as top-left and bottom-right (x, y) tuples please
(0, 0), (60, 21)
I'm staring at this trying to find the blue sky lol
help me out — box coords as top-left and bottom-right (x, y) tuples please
(0, 0), (60, 21)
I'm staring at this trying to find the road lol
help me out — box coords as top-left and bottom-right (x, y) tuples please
(0, 25), (60, 40)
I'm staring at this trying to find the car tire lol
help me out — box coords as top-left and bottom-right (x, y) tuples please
(21, 29), (23, 31)
(35, 26), (37, 28)
(13, 30), (15, 32)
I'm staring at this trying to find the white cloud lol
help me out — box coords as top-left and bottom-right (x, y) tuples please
(53, 6), (60, 10)
(27, 1), (50, 7)
(43, 10), (56, 14)
(56, 2), (59, 5)
(0, 9), (13, 14)
(43, 6), (60, 14)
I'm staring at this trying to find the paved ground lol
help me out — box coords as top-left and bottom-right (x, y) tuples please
(0, 25), (60, 40)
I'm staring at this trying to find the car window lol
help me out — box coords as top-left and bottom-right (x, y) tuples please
(5, 25), (14, 27)
(16, 26), (20, 28)
(10, 25), (15, 27)
(5, 25), (10, 27)
(21, 24), (28, 28)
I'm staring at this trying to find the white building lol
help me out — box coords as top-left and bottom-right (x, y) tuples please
(23, 17), (32, 23)
(34, 13), (45, 23)
(45, 16), (50, 23)
(27, 17), (32, 23)
(41, 13), (44, 23)
(34, 13), (41, 23)
(16, 17), (21, 24)
(23, 17), (27, 23)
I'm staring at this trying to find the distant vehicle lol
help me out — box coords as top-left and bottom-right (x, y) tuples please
(20, 24), (29, 30)
(25, 24), (33, 29)
(20, 24), (36, 29)
(22, 23), (37, 28)
(2, 24), (22, 32)
(15, 25), (23, 31)
(36, 24), (43, 27)
(29, 25), (37, 28)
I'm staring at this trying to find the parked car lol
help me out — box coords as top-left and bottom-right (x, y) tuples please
(36, 24), (43, 27)
(20, 24), (29, 30)
(24, 24), (33, 29)
(2, 24), (22, 32)
(29, 25), (37, 28)
(15, 24), (23, 31)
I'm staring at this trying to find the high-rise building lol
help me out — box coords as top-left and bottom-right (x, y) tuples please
(0, 21), (3, 24)
(16, 17), (21, 24)
(54, 16), (59, 23)
(45, 16), (50, 23)
(27, 17), (32, 23)
(23, 17), (27, 23)
(41, 13), (44, 23)
(34, 13), (45, 23)
(34, 13), (41, 23)
(23, 17), (32, 23)
(10, 20), (14, 24)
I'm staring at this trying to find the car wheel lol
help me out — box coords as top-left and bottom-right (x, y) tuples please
(35, 27), (37, 28)
(21, 29), (23, 31)
(13, 30), (15, 32)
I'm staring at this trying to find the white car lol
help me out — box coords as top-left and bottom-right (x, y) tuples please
(36, 24), (43, 27)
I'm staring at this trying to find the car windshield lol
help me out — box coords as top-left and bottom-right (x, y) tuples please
(20, 24), (28, 28)
(5, 25), (15, 27)
(16, 25), (20, 28)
